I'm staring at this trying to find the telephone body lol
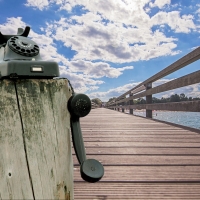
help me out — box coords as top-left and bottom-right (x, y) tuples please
(0, 26), (59, 79)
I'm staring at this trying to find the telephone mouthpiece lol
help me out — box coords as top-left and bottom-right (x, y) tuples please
(80, 159), (104, 183)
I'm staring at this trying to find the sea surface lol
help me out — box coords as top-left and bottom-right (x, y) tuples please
(132, 110), (200, 130)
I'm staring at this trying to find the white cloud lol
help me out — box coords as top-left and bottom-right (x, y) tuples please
(47, 12), (180, 63)
(88, 82), (141, 101)
(191, 46), (199, 50)
(59, 66), (104, 93)
(59, 3), (72, 11)
(25, 0), (198, 63)
(68, 60), (133, 78)
(0, 17), (27, 34)
(25, 0), (49, 10)
(196, 6), (200, 21)
(151, 11), (196, 33)
(150, 0), (171, 9)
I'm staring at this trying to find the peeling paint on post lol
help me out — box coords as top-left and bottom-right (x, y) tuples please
(0, 79), (74, 199)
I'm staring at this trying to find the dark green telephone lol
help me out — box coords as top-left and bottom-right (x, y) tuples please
(0, 26), (59, 79)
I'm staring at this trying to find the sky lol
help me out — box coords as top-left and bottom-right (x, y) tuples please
(0, 0), (200, 101)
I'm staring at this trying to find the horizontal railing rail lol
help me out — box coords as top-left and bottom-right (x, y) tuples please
(106, 46), (200, 118)
(114, 100), (200, 112)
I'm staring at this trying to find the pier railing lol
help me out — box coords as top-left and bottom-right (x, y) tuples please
(106, 46), (200, 118)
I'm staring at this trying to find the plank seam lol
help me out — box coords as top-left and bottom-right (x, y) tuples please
(74, 180), (200, 183)
(14, 81), (35, 200)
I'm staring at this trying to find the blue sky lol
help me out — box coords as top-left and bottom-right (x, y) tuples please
(0, 0), (200, 101)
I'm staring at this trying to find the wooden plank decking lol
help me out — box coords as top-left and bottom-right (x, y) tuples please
(73, 108), (200, 199)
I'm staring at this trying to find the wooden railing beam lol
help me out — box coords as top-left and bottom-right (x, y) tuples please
(113, 69), (200, 105)
(116, 46), (200, 100)
(110, 100), (200, 112)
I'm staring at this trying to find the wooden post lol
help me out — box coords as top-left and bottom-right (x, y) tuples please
(146, 82), (152, 118)
(122, 101), (124, 113)
(129, 93), (133, 115)
(0, 79), (73, 200)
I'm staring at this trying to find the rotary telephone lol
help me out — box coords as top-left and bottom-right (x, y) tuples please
(0, 26), (104, 182)
(0, 26), (59, 78)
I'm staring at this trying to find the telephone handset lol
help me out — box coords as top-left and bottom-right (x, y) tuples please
(0, 26), (30, 47)
(67, 88), (104, 182)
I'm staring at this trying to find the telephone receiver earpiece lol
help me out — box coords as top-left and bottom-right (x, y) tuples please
(0, 26), (30, 45)
(68, 93), (104, 183)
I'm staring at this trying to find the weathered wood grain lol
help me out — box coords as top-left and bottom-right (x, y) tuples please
(0, 79), (73, 200)
(84, 141), (200, 147)
(15, 79), (73, 200)
(74, 183), (200, 199)
(74, 165), (200, 182)
(74, 108), (200, 200)
(74, 147), (200, 155)
(82, 135), (200, 139)
(130, 85), (146, 95)
(73, 155), (200, 166)
(0, 80), (33, 199)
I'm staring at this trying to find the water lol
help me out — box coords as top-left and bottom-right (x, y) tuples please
(132, 110), (200, 130)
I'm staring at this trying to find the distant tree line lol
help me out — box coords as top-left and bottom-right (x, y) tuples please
(106, 93), (200, 104)
(91, 98), (102, 106)
(105, 97), (117, 106)
(134, 93), (200, 104)
(108, 97), (116, 102)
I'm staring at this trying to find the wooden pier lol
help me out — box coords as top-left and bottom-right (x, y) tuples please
(0, 42), (199, 199)
(74, 108), (200, 199)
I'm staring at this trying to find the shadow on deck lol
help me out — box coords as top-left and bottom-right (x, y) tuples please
(73, 108), (200, 200)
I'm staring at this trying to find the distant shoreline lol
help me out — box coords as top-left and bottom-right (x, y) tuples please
(125, 109), (180, 112)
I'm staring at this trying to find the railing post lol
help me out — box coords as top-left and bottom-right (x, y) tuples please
(129, 93), (133, 114)
(146, 82), (152, 118)
(122, 101), (124, 113)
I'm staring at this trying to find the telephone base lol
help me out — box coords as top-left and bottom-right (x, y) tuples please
(0, 60), (59, 79)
